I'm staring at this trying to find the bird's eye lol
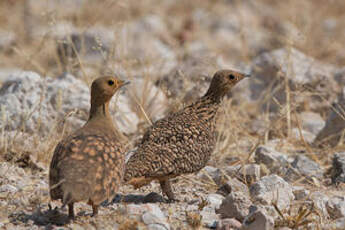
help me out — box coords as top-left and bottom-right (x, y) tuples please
(108, 80), (114, 86)
(229, 74), (235, 80)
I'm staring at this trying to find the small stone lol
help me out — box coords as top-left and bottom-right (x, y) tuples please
(216, 191), (251, 221)
(216, 218), (242, 230)
(326, 217), (345, 230)
(330, 152), (345, 184)
(206, 193), (224, 209)
(291, 128), (316, 143)
(292, 186), (310, 200)
(242, 210), (274, 230)
(254, 145), (289, 175)
(200, 207), (220, 229)
(300, 112), (325, 135)
(147, 224), (169, 230)
(250, 174), (294, 211)
(127, 204), (162, 216)
(224, 164), (261, 184)
(309, 192), (329, 218)
(293, 155), (323, 178)
(0, 184), (18, 193)
(198, 166), (223, 185)
(217, 178), (249, 197)
(326, 196), (345, 219)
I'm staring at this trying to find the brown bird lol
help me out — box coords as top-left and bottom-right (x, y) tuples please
(49, 76), (129, 218)
(124, 69), (250, 201)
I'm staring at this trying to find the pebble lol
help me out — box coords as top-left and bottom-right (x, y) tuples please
(250, 174), (294, 211)
(217, 191), (251, 221)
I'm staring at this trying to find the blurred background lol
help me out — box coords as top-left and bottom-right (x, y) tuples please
(0, 0), (345, 228)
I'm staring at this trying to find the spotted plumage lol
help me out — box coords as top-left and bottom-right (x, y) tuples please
(49, 76), (129, 218)
(124, 69), (250, 201)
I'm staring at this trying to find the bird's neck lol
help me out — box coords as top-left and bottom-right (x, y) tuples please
(189, 94), (221, 122)
(89, 102), (111, 120)
(86, 102), (116, 132)
(203, 88), (226, 103)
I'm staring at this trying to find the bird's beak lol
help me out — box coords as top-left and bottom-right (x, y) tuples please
(119, 80), (131, 87)
(244, 73), (251, 78)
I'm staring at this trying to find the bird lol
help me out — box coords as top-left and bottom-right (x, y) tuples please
(49, 76), (129, 218)
(124, 69), (250, 201)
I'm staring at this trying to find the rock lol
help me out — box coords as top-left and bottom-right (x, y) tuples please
(0, 72), (89, 135)
(250, 174), (294, 211)
(0, 184), (18, 193)
(292, 186), (310, 200)
(242, 210), (274, 230)
(147, 224), (169, 230)
(291, 128), (316, 143)
(126, 203), (162, 216)
(224, 164), (261, 184)
(206, 193), (224, 209)
(326, 217), (345, 230)
(56, 25), (115, 68)
(216, 191), (251, 221)
(326, 196), (345, 219)
(299, 112), (325, 135)
(250, 47), (338, 112)
(157, 54), (218, 103)
(287, 155), (323, 181)
(198, 166), (223, 185)
(309, 192), (329, 218)
(254, 145), (289, 175)
(0, 71), (168, 137)
(217, 178), (249, 197)
(330, 152), (345, 184)
(314, 86), (345, 146)
(200, 206), (220, 229)
(216, 218), (242, 230)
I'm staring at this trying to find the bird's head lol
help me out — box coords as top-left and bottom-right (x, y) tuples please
(91, 76), (130, 106)
(205, 69), (250, 100)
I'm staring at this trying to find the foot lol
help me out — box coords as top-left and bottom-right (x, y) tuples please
(68, 203), (75, 219)
(159, 179), (179, 203)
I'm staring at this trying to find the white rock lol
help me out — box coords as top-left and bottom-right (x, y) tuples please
(250, 47), (338, 112)
(242, 210), (274, 230)
(206, 193), (224, 210)
(326, 217), (345, 230)
(254, 145), (290, 175)
(250, 174), (294, 211)
(141, 204), (170, 230)
(300, 112), (325, 135)
(0, 71), (167, 137)
(292, 186), (310, 200)
(0, 184), (18, 193)
(326, 196), (345, 219)
(309, 192), (329, 218)
(217, 191), (251, 221)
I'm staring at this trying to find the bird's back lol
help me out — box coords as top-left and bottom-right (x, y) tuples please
(125, 97), (218, 181)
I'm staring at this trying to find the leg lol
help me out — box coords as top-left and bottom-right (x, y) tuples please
(68, 203), (74, 218)
(159, 179), (178, 202)
(91, 204), (99, 217)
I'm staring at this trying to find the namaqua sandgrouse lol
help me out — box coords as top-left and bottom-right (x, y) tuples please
(124, 69), (250, 201)
(49, 76), (129, 218)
